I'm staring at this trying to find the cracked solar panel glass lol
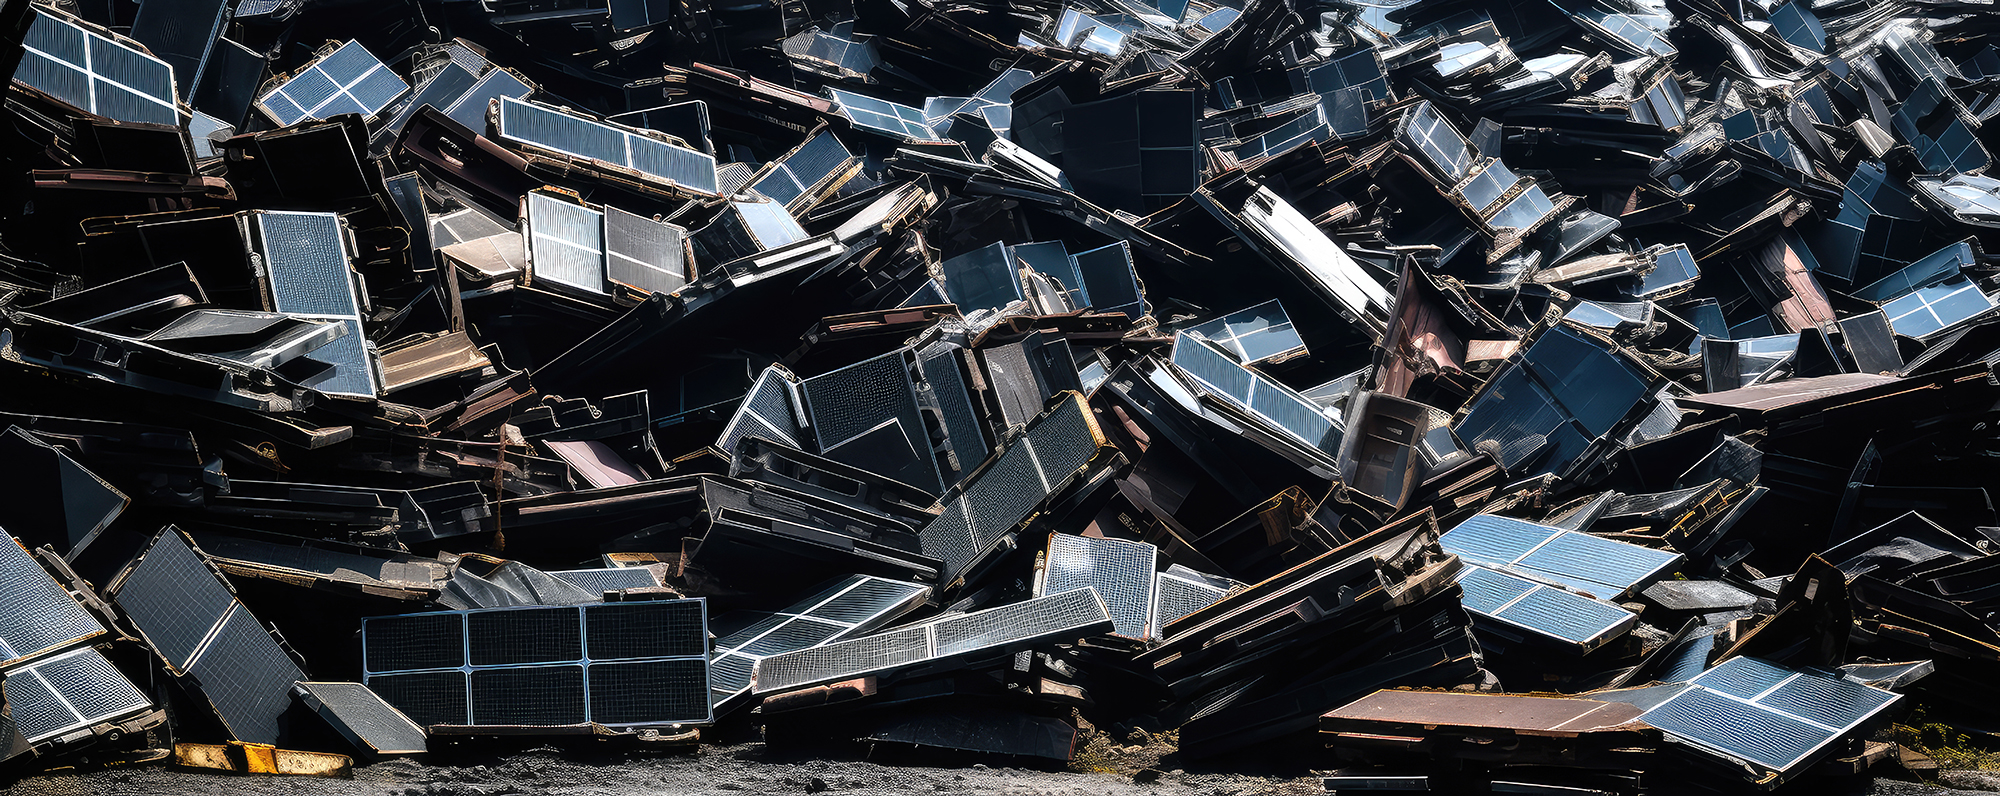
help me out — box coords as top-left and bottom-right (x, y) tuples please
(718, 367), (805, 454)
(1170, 332), (1340, 455)
(189, 604), (307, 743)
(1457, 565), (1635, 648)
(1884, 280), (1996, 339)
(919, 396), (1102, 583)
(1185, 299), (1305, 365)
(710, 576), (927, 706)
(256, 40), (407, 126)
(362, 599), (710, 726)
(3, 647), (151, 743)
(498, 98), (719, 195)
(526, 192), (607, 295)
(18, 11), (177, 125)
(603, 206), (687, 296)
(749, 132), (853, 211)
(296, 681), (427, 754)
(801, 350), (941, 494)
(1402, 102), (1472, 183)
(1040, 535), (1155, 640)
(828, 89), (942, 143)
(0, 537), (103, 664)
(1642, 657), (1899, 773)
(753, 588), (1109, 693)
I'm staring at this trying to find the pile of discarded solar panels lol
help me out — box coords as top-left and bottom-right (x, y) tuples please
(2, 0), (2000, 787)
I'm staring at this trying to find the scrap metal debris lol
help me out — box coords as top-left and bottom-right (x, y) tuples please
(0, 0), (1997, 790)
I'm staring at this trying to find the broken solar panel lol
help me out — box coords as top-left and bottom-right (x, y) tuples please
(17, 10), (178, 125)
(362, 599), (712, 728)
(919, 393), (1110, 589)
(1457, 564), (1636, 652)
(802, 349), (943, 495)
(294, 681), (427, 757)
(828, 89), (941, 143)
(1453, 324), (1655, 478)
(1036, 534), (1156, 641)
(1152, 566), (1236, 640)
(1440, 514), (1680, 600)
(1638, 657), (1900, 778)
(1170, 331), (1342, 462)
(497, 97), (719, 196)
(1236, 187), (1392, 331)
(0, 536), (105, 667)
(747, 131), (857, 213)
(1883, 280), (1997, 340)
(710, 575), (928, 712)
(752, 587), (1112, 693)
(3, 647), (153, 745)
(109, 529), (305, 745)
(1184, 299), (1306, 365)
(550, 567), (659, 594)
(250, 211), (379, 398)
(255, 40), (408, 126)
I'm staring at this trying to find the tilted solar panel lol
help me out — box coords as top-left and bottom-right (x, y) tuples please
(1038, 534), (1156, 641)
(918, 394), (1109, 587)
(498, 97), (718, 196)
(1641, 657), (1899, 776)
(710, 575), (928, 710)
(18, 11), (178, 125)
(3, 647), (152, 744)
(0, 536), (103, 666)
(256, 40), (408, 126)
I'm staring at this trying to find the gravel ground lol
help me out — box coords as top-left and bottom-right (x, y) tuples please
(3, 742), (1995, 796)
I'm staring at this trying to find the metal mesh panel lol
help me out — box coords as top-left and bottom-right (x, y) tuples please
(3, 667), (74, 743)
(584, 601), (705, 660)
(467, 607), (582, 666)
(470, 666), (585, 725)
(710, 653), (755, 695)
(803, 352), (920, 450)
(1025, 397), (1098, 484)
(811, 578), (927, 624)
(1153, 572), (1228, 639)
(259, 212), (359, 317)
(718, 368), (803, 453)
(933, 588), (1107, 656)
(1041, 535), (1155, 639)
(737, 617), (844, 656)
(551, 568), (659, 595)
(527, 192), (607, 295)
(364, 613), (464, 673)
(368, 671), (468, 727)
(587, 659), (710, 724)
(752, 626), (931, 693)
(114, 531), (237, 669)
(0, 537), (103, 662)
(34, 647), (148, 726)
(915, 342), (987, 472)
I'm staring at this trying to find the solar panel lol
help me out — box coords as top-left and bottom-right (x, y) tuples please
(748, 131), (856, 212)
(1238, 187), (1392, 323)
(0, 537), (103, 666)
(110, 529), (302, 744)
(1152, 568), (1234, 640)
(1855, 241), (1976, 302)
(525, 191), (607, 296)
(1641, 657), (1900, 775)
(1440, 514), (1681, 599)
(1459, 162), (1519, 214)
(913, 341), (988, 474)
(752, 588), (1111, 693)
(255, 40), (408, 126)
(294, 681), (427, 756)
(1883, 280), (1996, 339)
(252, 211), (378, 398)
(801, 349), (942, 495)
(716, 366), (806, 455)
(1038, 535), (1156, 640)
(1071, 242), (1145, 319)
(1400, 101), (1472, 183)
(1186, 300), (1307, 366)
(828, 88), (941, 143)
(17, 11), (178, 125)
(710, 575), (928, 711)
(1769, 1), (1825, 51)
(498, 97), (718, 196)
(446, 69), (534, 133)
(550, 567), (660, 594)
(1170, 331), (1342, 457)
(1634, 244), (1699, 298)
(1457, 565), (1636, 650)
(940, 242), (1023, 316)
(2, 647), (153, 744)
(919, 393), (1108, 587)
(362, 600), (712, 727)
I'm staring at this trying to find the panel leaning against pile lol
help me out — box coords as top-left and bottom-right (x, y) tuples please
(0, 0), (1996, 789)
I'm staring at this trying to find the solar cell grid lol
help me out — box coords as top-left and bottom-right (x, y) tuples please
(256, 40), (408, 126)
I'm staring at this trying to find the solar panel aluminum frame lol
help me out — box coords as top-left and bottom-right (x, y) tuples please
(361, 600), (714, 729)
(253, 40), (410, 127)
(750, 587), (1113, 694)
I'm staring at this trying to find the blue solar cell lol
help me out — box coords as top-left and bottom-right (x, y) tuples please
(1692, 656), (1795, 700)
(1491, 586), (1633, 645)
(1644, 684), (1831, 770)
(1440, 515), (1562, 568)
